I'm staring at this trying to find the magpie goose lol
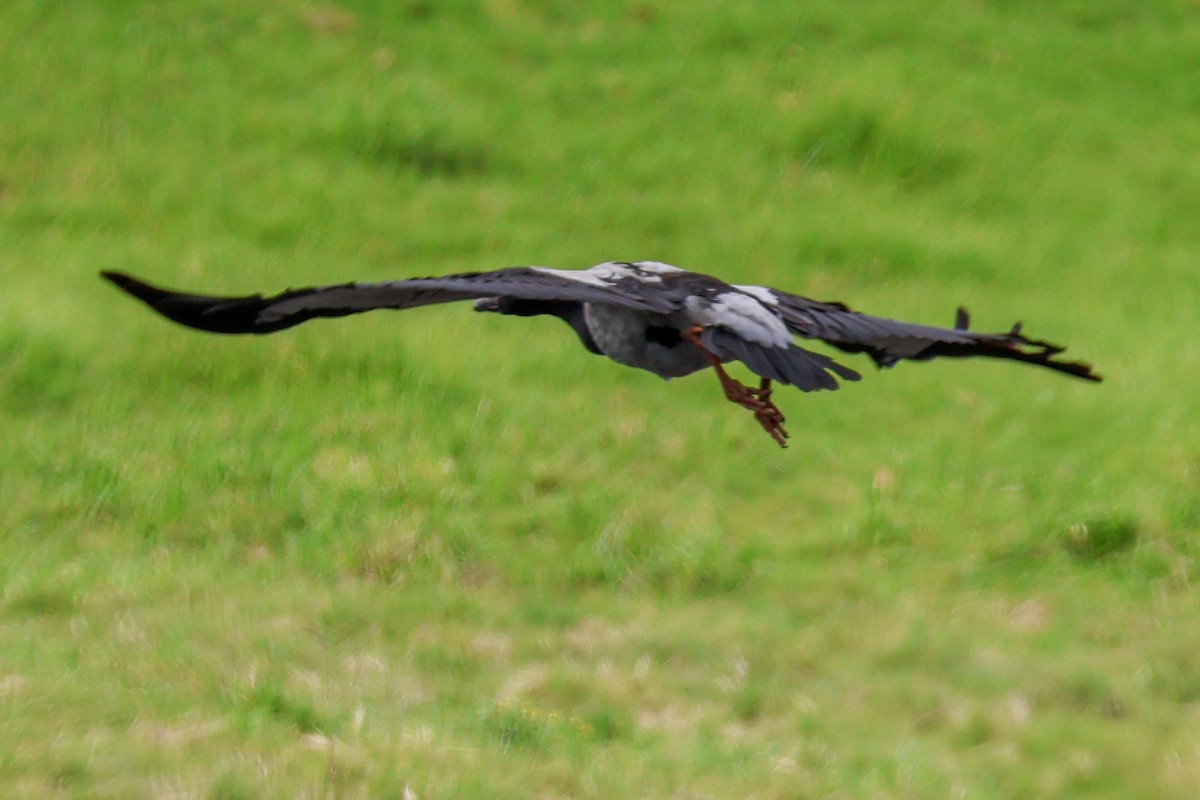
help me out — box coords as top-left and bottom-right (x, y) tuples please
(101, 261), (1100, 447)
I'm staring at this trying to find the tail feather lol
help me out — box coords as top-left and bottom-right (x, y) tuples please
(702, 328), (861, 392)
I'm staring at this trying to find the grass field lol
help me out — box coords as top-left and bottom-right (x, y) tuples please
(3, 1), (1200, 797)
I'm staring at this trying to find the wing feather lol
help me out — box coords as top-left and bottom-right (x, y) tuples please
(100, 267), (677, 335)
(763, 287), (1101, 381)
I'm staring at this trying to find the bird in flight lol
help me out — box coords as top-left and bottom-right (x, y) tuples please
(101, 261), (1100, 447)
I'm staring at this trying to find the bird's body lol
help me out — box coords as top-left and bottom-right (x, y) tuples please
(102, 261), (1100, 447)
(581, 302), (713, 378)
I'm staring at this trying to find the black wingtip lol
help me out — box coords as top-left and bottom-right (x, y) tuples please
(1044, 359), (1103, 382)
(100, 270), (137, 289)
(99, 270), (282, 334)
(100, 270), (168, 304)
(998, 327), (1098, 381)
(955, 307), (970, 330)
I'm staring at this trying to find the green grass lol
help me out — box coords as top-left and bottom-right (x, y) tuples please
(3, 0), (1200, 796)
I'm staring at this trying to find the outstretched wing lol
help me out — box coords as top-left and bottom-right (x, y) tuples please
(737, 285), (1101, 382)
(100, 267), (680, 335)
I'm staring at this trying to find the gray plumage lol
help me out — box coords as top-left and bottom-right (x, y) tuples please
(100, 261), (1100, 445)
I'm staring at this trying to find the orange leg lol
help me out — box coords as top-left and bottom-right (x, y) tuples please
(681, 327), (789, 447)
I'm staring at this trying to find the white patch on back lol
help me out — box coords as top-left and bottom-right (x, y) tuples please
(686, 291), (791, 347)
(529, 265), (614, 288)
(732, 284), (778, 306)
(532, 261), (683, 287)
(632, 261), (685, 275)
(596, 262), (661, 282)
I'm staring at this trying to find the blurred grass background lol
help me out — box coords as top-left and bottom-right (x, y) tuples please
(2, 1), (1199, 797)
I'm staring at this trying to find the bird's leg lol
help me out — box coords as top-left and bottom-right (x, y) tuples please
(747, 377), (787, 436)
(749, 378), (773, 403)
(745, 378), (788, 447)
(679, 328), (759, 406)
(680, 327), (789, 447)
